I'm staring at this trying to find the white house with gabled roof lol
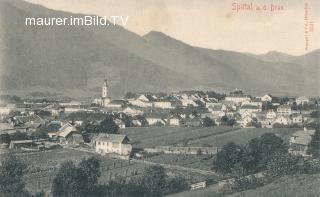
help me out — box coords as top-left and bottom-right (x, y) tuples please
(95, 134), (132, 156)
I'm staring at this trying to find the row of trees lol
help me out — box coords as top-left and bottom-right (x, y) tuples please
(214, 129), (320, 195)
(213, 133), (288, 175)
(0, 153), (188, 197)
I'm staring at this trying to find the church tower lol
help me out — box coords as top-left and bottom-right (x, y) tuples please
(102, 79), (108, 98)
(101, 79), (111, 107)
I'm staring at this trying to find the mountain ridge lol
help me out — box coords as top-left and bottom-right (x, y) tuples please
(0, 0), (319, 98)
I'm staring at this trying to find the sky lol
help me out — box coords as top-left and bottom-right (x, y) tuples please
(26, 0), (320, 55)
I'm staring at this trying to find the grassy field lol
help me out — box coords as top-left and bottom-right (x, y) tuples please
(167, 174), (320, 197)
(228, 174), (320, 197)
(120, 126), (237, 148)
(187, 127), (299, 148)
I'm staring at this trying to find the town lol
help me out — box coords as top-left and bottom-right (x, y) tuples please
(0, 79), (319, 197)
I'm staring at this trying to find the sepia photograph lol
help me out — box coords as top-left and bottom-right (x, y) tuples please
(0, 0), (319, 196)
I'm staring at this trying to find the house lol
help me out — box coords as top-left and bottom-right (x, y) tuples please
(274, 116), (291, 125)
(106, 100), (126, 108)
(239, 105), (262, 115)
(167, 115), (181, 126)
(128, 99), (152, 108)
(289, 128), (315, 156)
(132, 119), (142, 127)
(8, 114), (45, 131)
(64, 107), (88, 114)
(136, 94), (150, 102)
(179, 95), (199, 107)
(204, 98), (218, 108)
(296, 96), (309, 105)
(291, 114), (303, 125)
(242, 98), (263, 107)
(48, 122), (83, 144)
(114, 119), (126, 129)
(261, 94), (273, 102)
(145, 115), (166, 126)
(208, 105), (226, 117)
(50, 107), (64, 116)
(9, 114), (44, 127)
(60, 101), (82, 107)
(95, 134), (132, 156)
(240, 116), (253, 128)
(0, 123), (16, 135)
(123, 107), (143, 116)
(153, 100), (173, 109)
(277, 105), (292, 116)
(266, 110), (277, 119)
(260, 118), (273, 128)
(225, 94), (251, 104)
(0, 104), (15, 116)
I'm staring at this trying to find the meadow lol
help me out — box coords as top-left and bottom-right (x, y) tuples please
(186, 127), (299, 148)
(120, 126), (237, 148)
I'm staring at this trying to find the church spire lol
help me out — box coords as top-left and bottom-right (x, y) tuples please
(102, 78), (108, 98)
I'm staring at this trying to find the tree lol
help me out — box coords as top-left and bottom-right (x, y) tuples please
(52, 161), (81, 197)
(9, 132), (30, 141)
(262, 101), (273, 111)
(191, 110), (198, 117)
(36, 110), (51, 117)
(142, 166), (167, 197)
(244, 133), (287, 173)
(85, 117), (119, 134)
(0, 134), (10, 144)
(203, 117), (215, 127)
(124, 92), (137, 100)
(0, 154), (28, 197)
(213, 142), (244, 174)
(52, 157), (102, 197)
(78, 157), (101, 197)
(310, 111), (320, 118)
(307, 127), (320, 157)
(291, 102), (298, 110)
(99, 117), (119, 134)
(220, 116), (236, 127)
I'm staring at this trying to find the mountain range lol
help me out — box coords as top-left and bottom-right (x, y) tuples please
(0, 0), (319, 98)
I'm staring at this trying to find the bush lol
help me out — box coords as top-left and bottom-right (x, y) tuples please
(266, 153), (303, 179)
(230, 175), (264, 193)
(203, 117), (215, 127)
